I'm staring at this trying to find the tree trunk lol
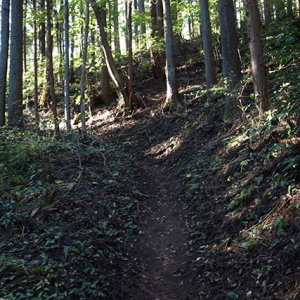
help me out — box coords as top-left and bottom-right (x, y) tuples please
(138, 0), (146, 36)
(218, 0), (242, 121)
(150, 0), (165, 79)
(244, 0), (269, 114)
(100, 4), (111, 105)
(0, 0), (10, 126)
(127, 0), (136, 105)
(33, 0), (39, 123)
(40, 0), (50, 107)
(156, 0), (164, 39)
(101, 63), (111, 105)
(199, 0), (217, 88)
(23, 0), (27, 74)
(47, 0), (60, 137)
(91, 0), (131, 109)
(264, 0), (272, 27)
(70, 14), (75, 83)
(162, 0), (181, 111)
(113, 0), (120, 53)
(287, 0), (293, 18)
(275, 0), (286, 20)
(39, 0), (46, 59)
(8, 0), (23, 128)
(80, 0), (89, 134)
(107, 0), (112, 44)
(134, 0), (139, 47)
(64, 0), (71, 130)
(125, 1), (129, 53)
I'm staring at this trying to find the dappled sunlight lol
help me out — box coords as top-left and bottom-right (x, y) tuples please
(144, 134), (185, 160)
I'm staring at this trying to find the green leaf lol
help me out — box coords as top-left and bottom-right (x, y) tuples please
(64, 246), (69, 260)
(227, 291), (239, 299)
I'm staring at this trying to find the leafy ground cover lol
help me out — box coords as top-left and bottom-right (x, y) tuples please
(1, 19), (300, 300)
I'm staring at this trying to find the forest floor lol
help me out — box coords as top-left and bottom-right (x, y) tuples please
(2, 23), (300, 299)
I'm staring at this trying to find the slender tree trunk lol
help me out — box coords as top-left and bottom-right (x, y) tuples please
(33, 0), (39, 123)
(80, 0), (89, 134)
(113, 0), (120, 53)
(138, 0), (146, 36)
(101, 7), (111, 105)
(39, 0), (46, 59)
(64, 0), (71, 130)
(23, 0), (27, 74)
(244, 0), (269, 114)
(264, 0), (272, 27)
(107, 0), (112, 44)
(70, 14), (75, 83)
(156, 0), (164, 39)
(162, 0), (181, 111)
(0, 0), (10, 126)
(57, 1), (64, 84)
(8, 0), (23, 128)
(287, 0), (293, 18)
(134, 0), (139, 47)
(200, 0), (217, 88)
(91, 0), (130, 108)
(40, 0), (50, 107)
(47, 0), (60, 137)
(124, 1), (129, 53)
(127, 0), (136, 105)
(150, 0), (165, 79)
(275, 0), (286, 20)
(218, 0), (242, 121)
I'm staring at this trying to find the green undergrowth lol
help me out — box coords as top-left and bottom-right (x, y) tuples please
(0, 129), (144, 299)
(173, 21), (300, 299)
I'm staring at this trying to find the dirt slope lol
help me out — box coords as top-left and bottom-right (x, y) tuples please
(128, 160), (190, 300)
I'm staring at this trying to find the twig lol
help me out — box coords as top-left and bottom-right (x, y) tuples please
(75, 151), (83, 170)
(99, 151), (107, 168)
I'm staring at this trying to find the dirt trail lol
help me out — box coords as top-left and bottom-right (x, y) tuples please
(128, 159), (190, 300)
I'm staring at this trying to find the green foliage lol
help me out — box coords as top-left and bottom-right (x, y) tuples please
(264, 23), (300, 120)
(0, 129), (59, 199)
(0, 129), (143, 299)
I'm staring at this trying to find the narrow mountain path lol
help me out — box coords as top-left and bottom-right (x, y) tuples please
(128, 158), (191, 300)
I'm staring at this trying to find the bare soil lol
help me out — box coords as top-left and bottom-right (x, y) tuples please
(127, 160), (190, 300)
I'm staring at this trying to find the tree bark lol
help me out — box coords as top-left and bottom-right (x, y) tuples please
(218, 0), (242, 121)
(113, 0), (120, 53)
(287, 0), (293, 18)
(8, 0), (23, 128)
(138, 0), (146, 36)
(23, 0), (27, 74)
(47, 0), (60, 137)
(244, 0), (269, 114)
(264, 0), (272, 27)
(39, 0), (46, 59)
(199, 0), (217, 88)
(64, 0), (71, 130)
(162, 0), (181, 111)
(275, 0), (286, 20)
(100, 4), (111, 105)
(80, 0), (89, 134)
(150, 0), (165, 79)
(156, 0), (164, 39)
(134, 0), (139, 47)
(33, 0), (39, 123)
(0, 0), (10, 126)
(70, 14), (75, 83)
(127, 0), (136, 105)
(91, 0), (130, 108)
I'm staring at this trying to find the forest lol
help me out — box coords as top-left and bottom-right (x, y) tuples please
(1, 0), (300, 299)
